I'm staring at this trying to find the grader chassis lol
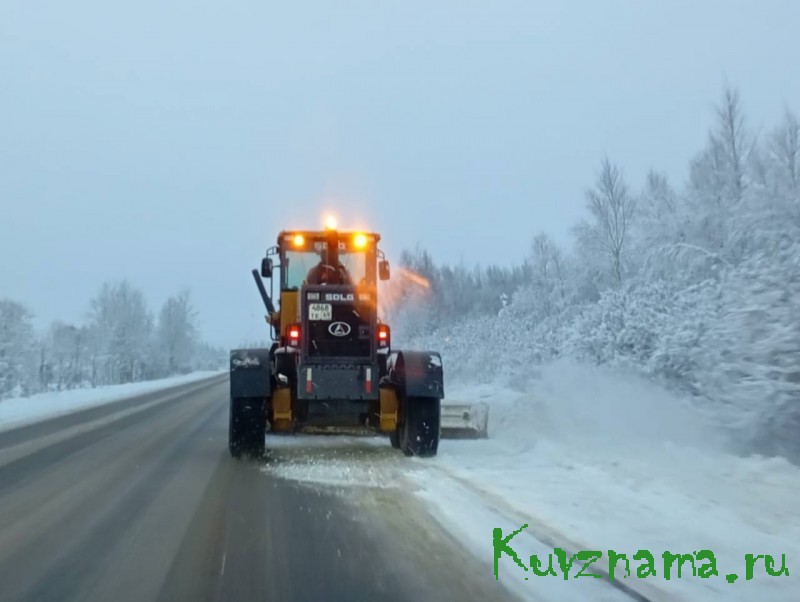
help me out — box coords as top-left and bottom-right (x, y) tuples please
(229, 227), (445, 458)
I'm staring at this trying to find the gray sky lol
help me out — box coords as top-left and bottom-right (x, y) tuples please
(2, 1), (798, 346)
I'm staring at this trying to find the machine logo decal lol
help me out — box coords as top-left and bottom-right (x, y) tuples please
(325, 293), (354, 302)
(232, 357), (260, 367)
(328, 321), (351, 337)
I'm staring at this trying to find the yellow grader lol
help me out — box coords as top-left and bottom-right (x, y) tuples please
(229, 225), (487, 459)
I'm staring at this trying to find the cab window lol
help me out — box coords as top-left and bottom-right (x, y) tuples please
(282, 245), (369, 289)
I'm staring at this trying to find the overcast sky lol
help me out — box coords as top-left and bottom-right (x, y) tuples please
(1, 1), (798, 346)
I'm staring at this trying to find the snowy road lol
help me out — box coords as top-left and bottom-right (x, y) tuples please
(3, 371), (792, 602)
(0, 376), (519, 602)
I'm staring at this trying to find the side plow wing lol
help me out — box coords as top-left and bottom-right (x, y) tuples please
(440, 401), (489, 439)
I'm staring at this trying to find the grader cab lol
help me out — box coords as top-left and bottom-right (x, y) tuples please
(229, 226), (445, 458)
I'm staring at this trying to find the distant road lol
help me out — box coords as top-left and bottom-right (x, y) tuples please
(0, 375), (512, 602)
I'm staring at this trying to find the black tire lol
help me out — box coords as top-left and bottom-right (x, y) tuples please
(228, 402), (243, 458)
(399, 396), (440, 457)
(389, 427), (400, 449)
(229, 397), (266, 459)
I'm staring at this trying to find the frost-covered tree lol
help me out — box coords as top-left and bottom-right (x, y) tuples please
(392, 86), (800, 464)
(41, 322), (90, 391)
(88, 281), (153, 385)
(633, 171), (729, 285)
(157, 290), (198, 375)
(575, 158), (636, 287)
(0, 283), (218, 397)
(687, 86), (754, 263)
(763, 110), (800, 235)
(697, 242), (800, 457)
(634, 172), (690, 276)
(193, 341), (227, 371)
(387, 246), (535, 342)
(638, 172), (682, 244)
(514, 232), (568, 321)
(0, 299), (36, 398)
(715, 86), (750, 205)
(532, 233), (566, 299)
(770, 110), (800, 193)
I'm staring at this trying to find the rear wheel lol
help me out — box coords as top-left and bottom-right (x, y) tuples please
(399, 396), (440, 457)
(389, 427), (400, 449)
(228, 397), (266, 458)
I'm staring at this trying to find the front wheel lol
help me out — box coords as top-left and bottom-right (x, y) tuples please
(399, 396), (440, 457)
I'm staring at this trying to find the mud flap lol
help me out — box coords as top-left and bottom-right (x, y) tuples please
(386, 351), (444, 399)
(230, 348), (272, 399)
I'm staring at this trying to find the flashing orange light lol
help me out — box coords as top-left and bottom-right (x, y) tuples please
(353, 233), (368, 249)
(292, 234), (305, 247)
(324, 215), (338, 230)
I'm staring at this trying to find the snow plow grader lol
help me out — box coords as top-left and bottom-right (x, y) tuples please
(229, 224), (478, 459)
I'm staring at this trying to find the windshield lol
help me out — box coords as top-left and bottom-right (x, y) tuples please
(284, 249), (367, 289)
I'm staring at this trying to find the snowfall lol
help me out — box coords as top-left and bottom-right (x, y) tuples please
(2, 363), (798, 601)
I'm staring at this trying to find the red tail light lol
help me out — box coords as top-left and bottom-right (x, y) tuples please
(377, 324), (390, 348)
(287, 324), (301, 347)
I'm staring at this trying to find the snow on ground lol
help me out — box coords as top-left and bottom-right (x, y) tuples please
(265, 435), (403, 490)
(421, 359), (800, 602)
(0, 371), (224, 432)
(266, 360), (800, 602)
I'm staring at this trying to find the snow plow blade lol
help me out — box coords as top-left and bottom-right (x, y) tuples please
(440, 402), (489, 439)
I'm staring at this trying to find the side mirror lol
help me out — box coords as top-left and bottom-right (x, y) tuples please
(261, 257), (273, 279)
(379, 260), (390, 281)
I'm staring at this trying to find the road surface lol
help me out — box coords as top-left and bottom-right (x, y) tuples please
(0, 376), (512, 602)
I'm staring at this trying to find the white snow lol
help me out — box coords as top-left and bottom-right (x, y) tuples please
(416, 359), (800, 602)
(265, 359), (800, 601)
(264, 435), (402, 490)
(0, 371), (224, 432)
(411, 469), (635, 602)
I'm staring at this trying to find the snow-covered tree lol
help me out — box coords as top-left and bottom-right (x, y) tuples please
(770, 110), (800, 192)
(388, 86), (800, 463)
(512, 232), (568, 322)
(764, 110), (800, 233)
(574, 158), (636, 287)
(0, 299), (36, 397)
(697, 242), (800, 457)
(192, 341), (227, 371)
(715, 86), (750, 206)
(88, 281), (153, 385)
(157, 290), (198, 375)
(41, 322), (90, 391)
(686, 86), (754, 263)
(634, 172), (690, 277)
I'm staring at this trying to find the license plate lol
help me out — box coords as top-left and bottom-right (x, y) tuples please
(308, 303), (332, 321)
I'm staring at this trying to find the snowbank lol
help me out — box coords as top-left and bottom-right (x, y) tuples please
(0, 371), (224, 432)
(255, 358), (798, 601)
(414, 359), (800, 601)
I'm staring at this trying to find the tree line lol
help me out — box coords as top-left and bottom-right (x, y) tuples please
(387, 86), (800, 460)
(0, 282), (225, 398)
